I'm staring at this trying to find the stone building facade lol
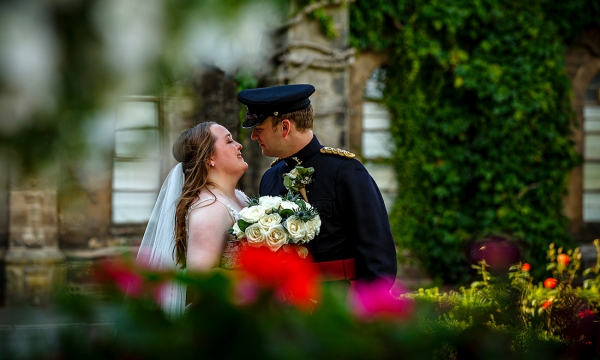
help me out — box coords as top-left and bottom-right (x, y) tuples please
(0, 2), (598, 305)
(564, 28), (600, 243)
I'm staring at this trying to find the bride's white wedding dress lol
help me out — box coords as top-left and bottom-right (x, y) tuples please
(137, 163), (249, 317)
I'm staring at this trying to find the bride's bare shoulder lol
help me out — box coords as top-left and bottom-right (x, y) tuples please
(188, 202), (231, 236)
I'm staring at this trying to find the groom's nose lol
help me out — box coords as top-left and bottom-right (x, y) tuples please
(251, 128), (258, 140)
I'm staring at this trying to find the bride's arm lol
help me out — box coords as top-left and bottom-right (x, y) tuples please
(186, 202), (231, 272)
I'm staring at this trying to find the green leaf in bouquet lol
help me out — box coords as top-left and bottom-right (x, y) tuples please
(279, 209), (294, 218)
(295, 199), (307, 210)
(238, 219), (253, 232)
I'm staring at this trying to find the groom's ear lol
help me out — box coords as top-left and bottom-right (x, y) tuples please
(281, 119), (291, 137)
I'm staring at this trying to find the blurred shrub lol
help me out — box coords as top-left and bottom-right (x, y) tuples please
(0, 0), (285, 175)
(349, 0), (600, 283)
(6, 245), (600, 359)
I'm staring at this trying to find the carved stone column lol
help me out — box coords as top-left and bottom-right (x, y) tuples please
(276, 2), (353, 149)
(244, 1), (354, 193)
(5, 184), (65, 306)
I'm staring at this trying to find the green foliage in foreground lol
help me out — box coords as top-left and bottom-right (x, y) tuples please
(4, 243), (600, 360)
(0, 278), (573, 360)
(349, 0), (597, 283)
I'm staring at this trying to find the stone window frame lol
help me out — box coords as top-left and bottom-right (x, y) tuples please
(565, 41), (600, 241)
(110, 95), (165, 235)
(349, 52), (397, 211)
(348, 52), (388, 157)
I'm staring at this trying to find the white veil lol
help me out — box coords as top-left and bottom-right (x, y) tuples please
(137, 162), (186, 317)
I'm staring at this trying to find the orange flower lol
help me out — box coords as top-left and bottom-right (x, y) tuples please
(542, 299), (553, 309)
(521, 263), (531, 271)
(544, 278), (557, 289)
(557, 254), (570, 266)
(239, 246), (321, 309)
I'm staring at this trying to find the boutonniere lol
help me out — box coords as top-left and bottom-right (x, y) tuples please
(283, 166), (314, 202)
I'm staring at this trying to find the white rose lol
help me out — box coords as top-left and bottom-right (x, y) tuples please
(280, 201), (299, 212)
(231, 222), (244, 238)
(258, 196), (282, 212)
(257, 213), (282, 230)
(287, 168), (298, 179)
(245, 223), (266, 247)
(285, 215), (307, 243)
(239, 205), (266, 223)
(310, 215), (321, 236)
(265, 224), (288, 252)
(304, 219), (317, 241)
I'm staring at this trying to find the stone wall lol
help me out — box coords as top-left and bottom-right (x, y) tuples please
(243, 2), (354, 193)
(6, 188), (65, 306)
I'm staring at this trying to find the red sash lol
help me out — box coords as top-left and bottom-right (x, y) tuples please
(316, 258), (356, 281)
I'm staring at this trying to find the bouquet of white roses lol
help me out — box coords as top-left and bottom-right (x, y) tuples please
(228, 193), (321, 258)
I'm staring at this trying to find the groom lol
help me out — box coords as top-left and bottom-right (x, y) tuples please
(238, 84), (397, 289)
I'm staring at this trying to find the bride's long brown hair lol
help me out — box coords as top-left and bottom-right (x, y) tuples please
(172, 121), (216, 268)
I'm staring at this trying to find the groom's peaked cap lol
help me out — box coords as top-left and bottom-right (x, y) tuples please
(238, 84), (315, 128)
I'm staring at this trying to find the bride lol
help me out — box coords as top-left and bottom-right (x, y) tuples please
(137, 121), (249, 316)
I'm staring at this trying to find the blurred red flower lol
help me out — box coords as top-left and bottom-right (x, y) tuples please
(544, 278), (558, 289)
(557, 254), (570, 266)
(239, 246), (320, 310)
(542, 299), (553, 309)
(579, 309), (594, 319)
(349, 278), (415, 321)
(98, 257), (144, 296)
(521, 263), (531, 271)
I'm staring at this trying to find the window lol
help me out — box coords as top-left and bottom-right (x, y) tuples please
(362, 68), (397, 211)
(111, 97), (162, 224)
(583, 72), (600, 223)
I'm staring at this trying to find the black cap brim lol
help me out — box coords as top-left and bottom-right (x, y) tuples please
(238, 84), (315, 128)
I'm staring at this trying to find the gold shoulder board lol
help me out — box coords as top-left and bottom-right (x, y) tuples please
(270, 158), (283, 167)
(320, 147), (355, 159)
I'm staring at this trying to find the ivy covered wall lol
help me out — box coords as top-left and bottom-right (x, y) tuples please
(350, 0), (600, 283)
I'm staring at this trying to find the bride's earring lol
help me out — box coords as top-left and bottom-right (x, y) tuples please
(210, 161), (215, 167)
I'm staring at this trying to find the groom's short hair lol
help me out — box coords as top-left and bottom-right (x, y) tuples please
(270, 104), (314, 132)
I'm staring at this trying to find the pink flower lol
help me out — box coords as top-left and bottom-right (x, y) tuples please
(233, 278), (260, 305)
(349, 278), (415, 320)
(98, 257), (144, 296)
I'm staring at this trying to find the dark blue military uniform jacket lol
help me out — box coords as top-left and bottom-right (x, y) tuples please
(259, 136), (397, 283)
